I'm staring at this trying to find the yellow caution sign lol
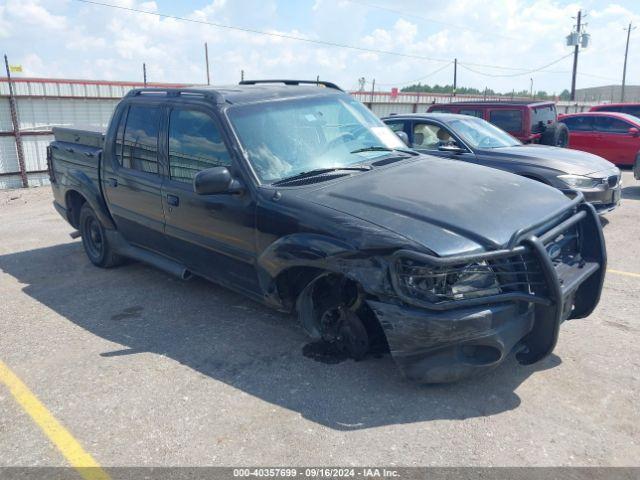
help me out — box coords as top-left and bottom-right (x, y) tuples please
(9, 64), (23, 73)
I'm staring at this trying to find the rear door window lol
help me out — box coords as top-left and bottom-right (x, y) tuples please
(594, 116), (632, 134)
(121, 105), (161, 174)
(562, 115), (594, 132)
(489, 109), (523, 132)
(530, 105), (556, 133)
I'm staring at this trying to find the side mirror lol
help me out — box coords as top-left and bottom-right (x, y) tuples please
(628, 127), (640, 137)
(438, 143), (465, 154)
(194, 166), (243, 195)
(395, 131), (409, 146)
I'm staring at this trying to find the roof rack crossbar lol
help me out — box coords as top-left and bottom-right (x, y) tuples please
(239, 79), (343, 91)
(126, 88), (225, 103)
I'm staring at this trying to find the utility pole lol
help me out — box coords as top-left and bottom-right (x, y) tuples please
(204, 42), (210, 85)
(143, 63), (147, 87)
(530, 78), (534, 98)
(570, 10), (583, 101)
(622, 22), (636, 102)
(4, 54), (28, 188)
(370, 78), (375, 108)
(453, 58), (457, 97)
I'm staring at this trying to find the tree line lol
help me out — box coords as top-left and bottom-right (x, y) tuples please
(400, 83), (572, 101)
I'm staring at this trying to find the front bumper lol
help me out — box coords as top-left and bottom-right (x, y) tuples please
(562, 174), (622, 214)
(579, 185), (621, 214)
(370, 200), (606, 383)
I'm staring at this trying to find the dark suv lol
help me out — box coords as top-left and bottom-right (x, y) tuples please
(427, 101), (569, 147)
(48, 80), (606, 383)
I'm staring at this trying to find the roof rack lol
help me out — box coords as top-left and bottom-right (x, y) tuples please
(125, 88), (225, 103)
(238, 79), (343, 91)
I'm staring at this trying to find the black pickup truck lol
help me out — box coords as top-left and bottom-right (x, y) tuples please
(48, 80), (606, 383)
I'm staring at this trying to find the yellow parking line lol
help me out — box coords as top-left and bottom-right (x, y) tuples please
(0, 360), (110, 480)
(608, 268), (640, 279)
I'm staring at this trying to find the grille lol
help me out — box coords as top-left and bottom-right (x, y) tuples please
(544, 224), (581, 269)
(607, 175), (619, 188)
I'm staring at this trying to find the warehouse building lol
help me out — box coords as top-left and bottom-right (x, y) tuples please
(575, 84), (640, 103)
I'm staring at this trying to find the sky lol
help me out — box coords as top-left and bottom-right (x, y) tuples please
(1, 0), (638, 94)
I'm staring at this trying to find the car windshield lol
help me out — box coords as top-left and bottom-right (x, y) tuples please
(448, 116), (522, 149)
(227, 95), (407, 183)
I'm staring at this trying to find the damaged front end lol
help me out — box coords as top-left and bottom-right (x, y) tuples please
(369, 198), (606, 383)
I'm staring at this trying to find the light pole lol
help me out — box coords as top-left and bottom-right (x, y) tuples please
(622, 22), (636, 102)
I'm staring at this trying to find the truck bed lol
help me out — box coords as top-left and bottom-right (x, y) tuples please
(50, 126), (104, 183)
(48, 126), (107, 229)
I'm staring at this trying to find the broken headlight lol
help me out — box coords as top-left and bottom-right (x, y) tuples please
(394, 258), (501, 304)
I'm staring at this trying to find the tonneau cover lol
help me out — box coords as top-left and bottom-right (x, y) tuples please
(53, 126), (106, 149)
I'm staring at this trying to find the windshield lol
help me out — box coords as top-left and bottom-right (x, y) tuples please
(448, 117), (522, 149)
(228, 95), (406, 183)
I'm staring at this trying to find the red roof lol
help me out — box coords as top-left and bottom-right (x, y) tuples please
(0, 76), (190, 88)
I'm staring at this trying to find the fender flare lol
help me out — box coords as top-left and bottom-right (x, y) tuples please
(256, 233), (366, 309)
(65, 168), (116, 230)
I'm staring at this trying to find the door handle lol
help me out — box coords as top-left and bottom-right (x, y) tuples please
(167, 194), (180, 207)
(107, 177), (118, 187)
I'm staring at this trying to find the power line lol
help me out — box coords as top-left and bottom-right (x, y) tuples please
(375, 62), (453, 86)
(73, 0), (615, 82)
(74, 0), (452, 64)
(73, 0), (581, 74)
(459, 53), (574, 77)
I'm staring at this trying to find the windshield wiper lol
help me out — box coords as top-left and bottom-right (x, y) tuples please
(272, 165), (372, 185)
(350, 146), (419, 156)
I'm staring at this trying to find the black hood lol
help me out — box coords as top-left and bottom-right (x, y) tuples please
(303, 156), (572, 256)
(476, 144), (616, 176)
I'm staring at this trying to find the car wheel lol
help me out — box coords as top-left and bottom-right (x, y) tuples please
(635, 153), (640, 180)
(319, 305), (370, 360)
(79, 203), (123, 268)
(554, 123), (569, 147)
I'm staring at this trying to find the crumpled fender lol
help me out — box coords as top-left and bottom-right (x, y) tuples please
(65, 166), (116, 230)
(256, 232), (391, 310)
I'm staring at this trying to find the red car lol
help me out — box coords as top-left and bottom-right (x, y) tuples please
(590, 103), (640, 118)
(426, 101), (569, 146)
(559, 112), (640, 176)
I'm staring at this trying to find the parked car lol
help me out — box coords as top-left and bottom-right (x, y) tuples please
(383, 113), (621, 214)
(559, 112), (640, 173)
(426, 101), (569, 147)
(47, 80), (606, 384)
(590, 103), (640, 119)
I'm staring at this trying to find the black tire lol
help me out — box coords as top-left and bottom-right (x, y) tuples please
(540, 122), (569, 147)
(554, 122), (569, 147)
(79, 203), (123, 268)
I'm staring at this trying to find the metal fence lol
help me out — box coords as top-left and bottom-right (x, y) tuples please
(0, 77), (601, 190)
(0, 77), (186, 189)
(349, 91), (598, 117)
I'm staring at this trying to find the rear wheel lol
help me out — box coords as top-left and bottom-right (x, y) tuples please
(79, 203), (123, 268)
(541, 123), (569, 147)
